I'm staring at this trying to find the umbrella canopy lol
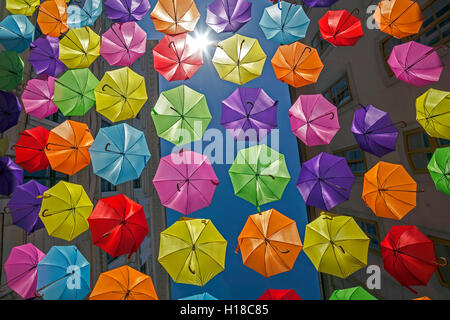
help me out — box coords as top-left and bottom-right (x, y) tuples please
(95, 67), (147, 122)
(153, 33), (203, 81)
(259, 2), (310, 45)
(100, 21), (147, 67)
(29, 36), (67, 77)
(38, 181), (93, 241)
(105, 0), (150, 22)
(90, 266), (158, 300)
(416, 88), (450, 140)
(54, 68), (99, 116)
(271, 41), (323, 88)
(0, 51), (24, 91)
(289, 94), (339, 146)
(212, 34), (266, 85)
(3, 244), (45, 299)
(206, 0), (252, 34)
(179, 292), (218, 300)
(37, 0), (69, 37)
(89, 123), (150, 186)
(236, 209), (302, 278)
(150, 0), (200, 35)
(59, 26), (100, 69)
(428, 147), (450, 196)
(329, 286), (377, 300)
(221, 87), (278, 141)
(36, 245), (90, 300)
(6, 0), (40, 16)
(303, 0), (339, 7)
(158, 217), (227, 287)
(229, 144), (290, 211)
(258, 289), (302, 300)
(13, 126), (50, 173)
(362, 161), (418, 220)
(153, 149), (219, 215)
(0, 90), (22, 133)
(0, 15), (35, 53)
(151, 85), (211, 146)
(303, 214), (370, 278)
(67, 0), (102, 29)
(319, 9), (364, 47)
(0, 157), (23, 196)
(21, 75), (58, 119)
(412, 296), (431, 300)
(45, 120), (94, 175)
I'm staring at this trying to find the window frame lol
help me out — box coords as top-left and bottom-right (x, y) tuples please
(321, 72), (353, 109)
(23, 167), (69, 188)
(333, 144), (368, 176)
(353, 216), (382, 255)
(428, 235), (450, 289)
(311, 31), (331, 56)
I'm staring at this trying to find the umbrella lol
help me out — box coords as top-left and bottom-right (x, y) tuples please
(38, 181), (93, 241)
(259, 2), (310, 45)
(289, 94), (339, 146)
(229, 144), (290, 211)
(67, 0), (102, 29)
(236, 209), (302, 277)
(271, 42), (323, 88)
(37, 0), (69, 38)
(105, 0), (150, 22)
(179, 293), (218, 300)
(329, 286), (377, 300)
(100, 21), (147, 67)
(206, 0), (252, 34)
(90, 266), (158, 300)
(59, 26), (100, 69)
(0, 157), (23, 196)
(45, 120), (94, 175)
(428, 147), (450, 196)
(95, 67), (147, 122)
(89, 123), (150, 186)
(153, 33), (203, 82)
(362, 161), (420, 220)
(303, 214), (370, 278)
(318, 9), (364, 47)
(29, 36), (67, 77)
(374, 0), (424, 39)
(416, 88), (450, 140)
(296, 152), (355, 211)
(212, 34), (266, 85)
(21, 75), (58, 119)
(53, 68), (99, 116)
(0, 15), (35, 53)
(36, 245), (90, 300)
(258, 289), (302, 300)
(0, 51), (23, 91)
(151, 85), (211, 146)
(0, 90), (22, 133)
(303, 0), (339, 7)
(6, 0), (40, 16)
(150, 0), (200, 35)
(13, 126), (50, 173)
(412, 296), (431, 300)
(1, 244), (45, 299)
(153, 149), (219, 215)
(158, 217), (227, 286)
(381, 225), (447, 294)
(221, 87), (278, 141)
(88, 194), (149, 258)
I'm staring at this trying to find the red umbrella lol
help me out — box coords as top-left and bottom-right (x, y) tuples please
(153, 33), (203, 82)
(381, 225), (447, 294)
(319, 9), (364, 47)
(258, 289), (302, 300)
(13, 126), (50, 173)
(88, 194), (149, 259)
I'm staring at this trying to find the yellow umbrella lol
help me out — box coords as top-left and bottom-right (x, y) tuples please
(416, 88), (450, 140)
(95, 67), (147, 122)
(6, 0), (40, 15)
(212, 34), (266, 85)
(38, 181), (93, 241)
(303, 213), (370, 279)
(59, 26), (100, 69)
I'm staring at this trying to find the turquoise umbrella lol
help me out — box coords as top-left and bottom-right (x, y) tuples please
(0, 15), (35, 53)
(179, 293), (218, 300)
(68, 0), (103, 29)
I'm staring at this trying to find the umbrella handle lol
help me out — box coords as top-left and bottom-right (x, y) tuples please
(350, 8), (360, 16)
(436, 257), (448, 267)
(168, 41), (181, 63)
(176, 183), (181, 192)
(278, 0), (282, 10)
(36, 194), (51, 199)
(293, 46), (312, 70)
(2, 207), (10, 214)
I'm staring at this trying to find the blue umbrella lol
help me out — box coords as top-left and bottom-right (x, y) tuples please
(36, 245), (90, 300)
(89, 123), (151, 186)
(179, 293), (218, 300)
(259, 2), (310, 45)
(0, 15), (35, 53)
(67, 0), (103, 29)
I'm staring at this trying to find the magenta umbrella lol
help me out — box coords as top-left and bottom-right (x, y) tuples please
(21, 75), (58, 119)
(100, 21), (147, 66)
(153, 149), (219, 215)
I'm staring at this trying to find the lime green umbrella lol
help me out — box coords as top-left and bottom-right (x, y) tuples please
(151, 85), (211, 146)
(428, 146), (450, 196)
(0, 51), (23, 91)
(53, 68), (99, 116)
(329, 286), (377, 300)
(229, 144), (291, 211)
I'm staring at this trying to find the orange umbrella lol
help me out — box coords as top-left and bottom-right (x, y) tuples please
(373, 0), (424, 39)
(37, 0), (68, 38)
(150, 0), (200, 35)
(236, 209), (303, 278)
(271, 41), (323, 88)
(362, 161), (422, 220)
(45, 120), (93, 176)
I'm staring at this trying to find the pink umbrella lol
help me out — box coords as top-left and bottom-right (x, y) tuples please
(289, 94), (340, 146)
(21, 75), (58, 119)
(100, 21), (147, 66)
(153, 149), (219, 215)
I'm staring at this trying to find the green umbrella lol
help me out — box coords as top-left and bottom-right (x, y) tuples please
(54, 68), (99, 116)
(428, 146), (450, 196)
(329, 286), (377, 300)
(0, 51), (23, 91)
(151, 85), (212, 146)
(229, 144), (291, 211)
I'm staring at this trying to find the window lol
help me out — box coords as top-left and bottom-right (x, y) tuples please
(140, 262), (147, 274)
(23, 167), (68, 187)
(100, 119), (117, 192)
(354, 217), (381, 253)
(428, 235), (450, 289)
(46, 110), (66, 124)
(333, 145), (367, 176)
(322, 73), (352, 108)
(311, 31), (330, 56)
(133, 178), (141, 189)
(106, 253), (117, 265)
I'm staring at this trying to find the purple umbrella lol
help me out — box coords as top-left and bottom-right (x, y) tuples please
(0, 157), (23, 196)
(29, 36), (67, 77)
(221, 87), (278, 141)
(0, 91), (21, 134)
(303, 0), (339, 7)
(104, 0), (150, 22)
(206, 0), (252, 34)
(296, 152), (354, 211)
